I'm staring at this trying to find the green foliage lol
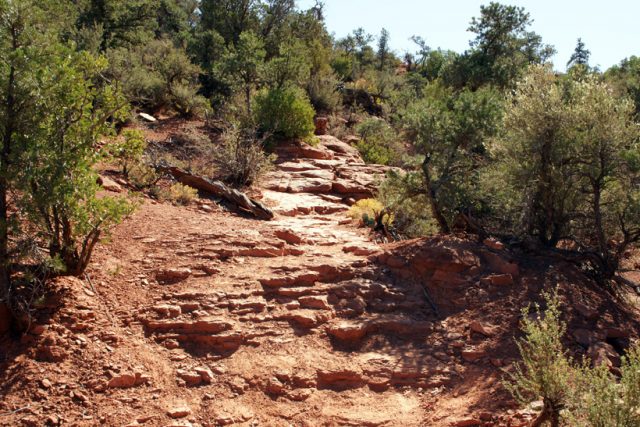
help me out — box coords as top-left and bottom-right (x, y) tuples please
(485, 65), (578, 244)
(403, 82), (502, 232)
(334, 27), (378, 82)
(376, 28), (391, 71)
(155, 0), (198, 44)
(75, 0), (159, 50)
(331, 53), (353, 81)
(198, 0), (260, 46)
(254, 86), (315, 140)
(213, 126), (274, 187)
(264, 40), (312, 90)
(507, 291), (640, 425)
(348, 199), (392, 228)
(408, 37), (458, 83)
(605, 55), (640, 117)
(19, 49), (134, 275)
(567, 38), (591, 69)
(377, 169), (440, 237)
(567, 349), (640, 426)
(128, 164), (160, 190)
(447, 2), (555, 90)
(488, 65), (640, 279)
(355, 118), (402, 165)
(217, 31), (266, 114)
(0, 0), (61, 299)
(110, 130), (147, 177)
(306, 72), (342, 114)
(107, 39), (208, 116)
(505, 291), (575, 425)
(162, 183), (197, 205)
(0, 1), (134, 293)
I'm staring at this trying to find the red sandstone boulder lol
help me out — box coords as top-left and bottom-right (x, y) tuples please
(588, 341), (621, 369)
(274, 229), (305, 245)
(326, 321), (369, 341)
(481, 250), (519, 277)
(572, 328), (597, 347)
(483, 237), (505, 250)
(461, 348), (486, 362)
(107, 374), (138, 389)
(287, 177), (333, 193)
(97, 175), (123, 193)
(469, 321), (496, 337)
(156, 268), (192, 283)
(314, 116), (328, 135)
(316, 135), (362, 161)
(276, 140), (333, 160)
(481, 273), (514, 287)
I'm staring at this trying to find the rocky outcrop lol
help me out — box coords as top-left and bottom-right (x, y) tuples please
(377, 236), (525, 315)
(314, 116), (328, 135)
(97, 175), (123, 193)
(264, 136), (396, 201)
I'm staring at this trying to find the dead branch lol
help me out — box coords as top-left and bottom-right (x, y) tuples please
(161, 166), (274, 220)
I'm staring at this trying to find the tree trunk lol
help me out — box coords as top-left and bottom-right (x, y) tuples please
(422, 157), (450, 233)
(549, 410), (560, 427)
(0, 180), (11, 304)
(162, 166), (274, 220)
(0, 59), (16, 310)
(529, 401), (561, 427)
(245, 85), (252, 116)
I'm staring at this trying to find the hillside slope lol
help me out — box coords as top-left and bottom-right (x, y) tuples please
(1, 120), (638, 427)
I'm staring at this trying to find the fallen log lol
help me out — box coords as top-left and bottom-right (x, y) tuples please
(162, 166), (274, 220)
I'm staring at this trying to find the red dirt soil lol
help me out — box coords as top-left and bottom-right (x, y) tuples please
(1, 119), (639, 427)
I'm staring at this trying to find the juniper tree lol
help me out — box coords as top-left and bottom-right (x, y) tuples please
(567, 38), (591, 69)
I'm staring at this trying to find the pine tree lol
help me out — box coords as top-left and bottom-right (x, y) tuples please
(377, 28), (390, 71)
(567, 38), (591, 68)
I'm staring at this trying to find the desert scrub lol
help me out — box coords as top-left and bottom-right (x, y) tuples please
(507, 289), (640, 425)
(128, 164), (160, 190)
(566, 344), (640, 426)
(377, 169), (440, 237)
(254, 86), (315, 141)
(213, 126), (274, 186)
(505, 291), (576, 427)
(355, 117), (403, 166)
(109, 129), (147, 177)
(348, 199), (393, 228)
(162, 183), (198, 205)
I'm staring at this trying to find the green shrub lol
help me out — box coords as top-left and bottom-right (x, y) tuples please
(348, 199), (392, 228)
(107, 39), (209, 117)
(355, 117), (403, 165)
(171, 82), (211, 118)
(377, 169), (440, 237)
(254, 87), (315, 140)
(505, 291), (640, 426)
(567, 344), (640, 426)
(306, 73), (342, 114)
(109, 129), (147, 177)
(505, 291), (576, 427)
(162, 183), (198, 205)
(128, 164), (160, 190)
(213, 126), (274, 186)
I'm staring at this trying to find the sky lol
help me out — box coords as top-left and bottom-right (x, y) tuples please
(297, 0), (639, 70)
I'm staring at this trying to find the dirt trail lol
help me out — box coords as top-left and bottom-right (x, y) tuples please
(0, 131), (531, 427)
(2, 124), (639, 426)
(85, 134), (454, 426)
